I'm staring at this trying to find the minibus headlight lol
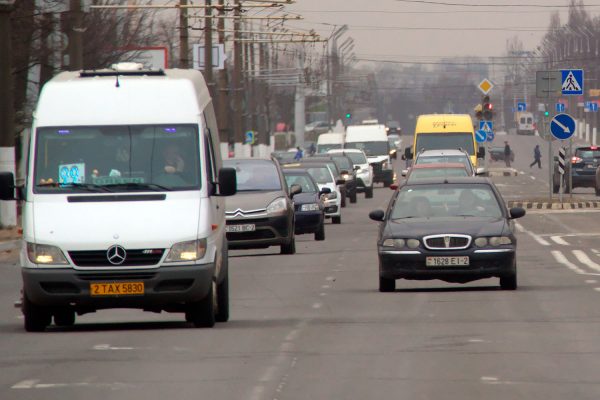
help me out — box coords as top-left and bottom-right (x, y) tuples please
(27, 243), (68, 265)
(165, 239), (207, 262)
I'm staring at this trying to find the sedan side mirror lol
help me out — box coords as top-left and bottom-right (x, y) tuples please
(369, 209), (385, 222)
(290, 184), (302, 197)
(319, 187), (331, 196)
(509, 207), (526, 219)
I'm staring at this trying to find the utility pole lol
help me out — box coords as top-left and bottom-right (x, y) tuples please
(179, 0), (189, 68)
(294, 47), (306, 149)
(0, 0), (17, 226)
(216, 0), (230, 146)
(68, 0), (83, 70)
(232, 0), (244, 149)
(203, 0), (214, 95)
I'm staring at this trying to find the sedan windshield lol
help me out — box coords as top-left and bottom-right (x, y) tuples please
(331, 156), (353, 171)
(344, 141), (389, 156)
(391, 184), (502, 219)
(284, 174), (318, 193)
(224, 160), (282, 191)
(305, 166), (334, 184)
(34, 125), (200, 193)
(415, 133), (475, 155)
(415, 155), (473, 174)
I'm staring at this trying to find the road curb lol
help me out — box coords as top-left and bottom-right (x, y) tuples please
(487, 168), (519, 177)
(507, 201), (600, 210)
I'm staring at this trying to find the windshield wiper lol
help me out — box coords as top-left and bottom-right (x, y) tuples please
(102, 182), (173, 192)
(37, 182), (110, 192)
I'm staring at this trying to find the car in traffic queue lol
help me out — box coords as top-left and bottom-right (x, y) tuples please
(282, 169), (327, 241)
(405, 149), (484, 177)
(283, 162), (343, 224)
(369, 177), (526, 292)
(306, 155), (355, 206)
(386, 120), (401, 135)
(489, 146), (515, 163)
(224, 159), (300, 254)
(553, 146), (600, 195)
(404, 163), (470, 183)
(328, 149), (374, 198)
(329, 153), (358, 204)
(345, 124), (395, 187)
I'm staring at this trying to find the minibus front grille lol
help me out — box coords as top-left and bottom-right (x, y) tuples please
(69, 249), (164, 267)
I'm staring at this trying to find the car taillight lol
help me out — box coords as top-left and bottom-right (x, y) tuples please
(572, 156), (583, 164)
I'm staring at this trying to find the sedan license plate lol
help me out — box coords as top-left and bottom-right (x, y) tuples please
(90, 282), (144, 296)
(226, 224), (256, 233)
(426, 256), (469, 267)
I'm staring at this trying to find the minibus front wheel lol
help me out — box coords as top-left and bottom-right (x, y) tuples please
(23, 294), (51, 332)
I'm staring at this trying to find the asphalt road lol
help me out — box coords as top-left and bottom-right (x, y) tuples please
(2, 133), (600, 399)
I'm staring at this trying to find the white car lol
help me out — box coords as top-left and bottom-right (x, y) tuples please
(328, 149), (374, 198)
(302, 164), (342, 224)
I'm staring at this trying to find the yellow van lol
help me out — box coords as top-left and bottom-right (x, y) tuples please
(404, 114), (484, 167)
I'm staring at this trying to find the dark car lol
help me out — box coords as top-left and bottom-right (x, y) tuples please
(329, 154), (358, 204)
(369, 177), (526, 292)
(224, 159), (300, 254)
(489, 146), (514, 163)
(283, 169), (327, 240)
(386, 121), (401, 135)
(554, 146), (600, 194)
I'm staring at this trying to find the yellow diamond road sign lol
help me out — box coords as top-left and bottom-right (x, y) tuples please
(478, 79), (493, 95)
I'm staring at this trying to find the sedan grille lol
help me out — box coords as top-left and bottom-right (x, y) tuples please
(423, 234), (471, 250)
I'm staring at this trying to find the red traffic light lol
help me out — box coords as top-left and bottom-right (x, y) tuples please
(484, 103), (493, 110)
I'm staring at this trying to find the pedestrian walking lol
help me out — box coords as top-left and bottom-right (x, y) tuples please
(529, 144), (542, 168)
(504, 141), (512, 168)
(293, 146), (303, 161)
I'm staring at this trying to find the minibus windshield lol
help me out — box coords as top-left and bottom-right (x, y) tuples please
(415, 133), (474, 155)
(34, 125), (201, 193)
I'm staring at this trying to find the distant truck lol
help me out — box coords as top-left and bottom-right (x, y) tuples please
(515, 112), (535, 135)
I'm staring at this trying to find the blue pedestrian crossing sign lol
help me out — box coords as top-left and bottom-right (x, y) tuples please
(486, 131), (495, 142)
(561, 69), (584, 95)
(550, 113), (576, 140)
(556, 103), (565, 113)
(517, 102), (526, 112)
(475, 130), (487, 143)
(585, 101), (598, 112)
(244, 131), (255, 144)
(479, 120), (493, 133)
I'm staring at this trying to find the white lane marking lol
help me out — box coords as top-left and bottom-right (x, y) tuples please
(468, 339), (485, 343)
(93, 344), (134, 351)
(552, 250), (589, 275)
(530, 176), (536, 180)
(481, 376), (499, 382)
(572, 250), (600, 272)
(593, 249), (600, 254)
(550, 236), (570, 246)
(594, 288), (600, 292)
(312, 303), (322, 309)
(515, 222), (550, 246)
(319, 292), (327, 296)
(12, 380), (39, 389)
(585, 280), (597, 284)
(325, 276), (336, 282)
(321, 285), (330, 289)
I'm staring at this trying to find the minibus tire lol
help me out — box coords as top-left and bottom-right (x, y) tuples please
(215, 271), (229, 323)
(23, 294), (51, 332)
(186, 285), (215, 328)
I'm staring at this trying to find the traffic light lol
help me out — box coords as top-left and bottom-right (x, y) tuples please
(482, 95), (493, 120)
(345, 112), (352, 119)
(474, 104), (483, 120)
(544, 111), (549, 117)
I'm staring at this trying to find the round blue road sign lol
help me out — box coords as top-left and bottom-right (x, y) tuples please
(486, 131), (495, 142)
(475, 129), (487, 143)
(550, 113), (576, 140)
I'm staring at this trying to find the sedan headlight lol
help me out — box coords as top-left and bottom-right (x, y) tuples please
(267, 197), (288, 215)
(406, 239), (420, 249)
(300, 203), (321, 212)
(474, 237), (488, 247)
(27, 243), (68, 265)
(382, 238), (406, 248)
(165, 239), (207, 262)
(489, 236), (512, 246)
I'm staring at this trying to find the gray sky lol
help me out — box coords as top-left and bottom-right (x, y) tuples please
(283, 0), (590, 62)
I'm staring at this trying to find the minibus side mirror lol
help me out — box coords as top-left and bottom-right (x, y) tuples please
(0, 172), (16, 200)
(217, 168), (237, 196)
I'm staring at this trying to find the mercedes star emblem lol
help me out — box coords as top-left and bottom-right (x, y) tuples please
(106, 245), (127, 265)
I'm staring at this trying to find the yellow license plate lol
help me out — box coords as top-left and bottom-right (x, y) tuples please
(90, 282), (144, 296)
